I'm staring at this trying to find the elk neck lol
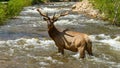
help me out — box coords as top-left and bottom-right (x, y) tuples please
(48, 25), (60, 39)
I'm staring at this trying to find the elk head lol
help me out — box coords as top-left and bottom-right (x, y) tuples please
(37, 8), (69, 29)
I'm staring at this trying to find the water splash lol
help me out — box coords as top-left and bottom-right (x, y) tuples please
(90, 34), (120, 50)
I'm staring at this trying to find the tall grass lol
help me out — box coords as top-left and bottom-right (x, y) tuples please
(89, 0), (120, 25)
(0, 0), (49, 25)
(7, 0), (32, 17)
(0, 3), (7, 25)
(0, 0), (33, 25)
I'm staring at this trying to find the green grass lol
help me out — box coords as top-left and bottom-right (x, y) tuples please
(0, 0), (49, 25)
(89, 0), (120, 25)
(0, 0), (33, 25)
(7, 0), (32, 17)
(0, 3), (7, 25)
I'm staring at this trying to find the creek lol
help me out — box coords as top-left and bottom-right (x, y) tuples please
(0, 2), (120, 68)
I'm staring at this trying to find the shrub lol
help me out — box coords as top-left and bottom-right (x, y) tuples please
(0, 0), (50, 25)
(89, 0), (120, 25)
(0, 3), (7, 25)
(7, 0), (32, 17)
(0, 0), (33, 25)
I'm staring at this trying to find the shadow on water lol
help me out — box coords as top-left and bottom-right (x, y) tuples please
(0, 2), (120, 68)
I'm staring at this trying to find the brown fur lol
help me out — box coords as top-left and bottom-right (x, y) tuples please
(37, 8), (93, 58)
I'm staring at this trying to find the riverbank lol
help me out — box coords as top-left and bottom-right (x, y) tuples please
(72, 0), (104, 19)
(72, 0), (120, 26)
(0, 0), (48, 25)
(0, 0), (32, 25)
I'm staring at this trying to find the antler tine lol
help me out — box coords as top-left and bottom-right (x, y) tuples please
(53, 12), (56, 19)
(37, 8), (49, 18)
(55, 11), (69, 19)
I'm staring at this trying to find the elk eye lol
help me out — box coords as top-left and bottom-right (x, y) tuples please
(54, 19), (58, 21)
(43, 17), (48, 21)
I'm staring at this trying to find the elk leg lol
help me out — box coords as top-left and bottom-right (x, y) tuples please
(78, 47), (85, 59)
(58, 48), (64, 55)
(61, 49), (64, 55)
(86, 46), (93, 56)
(58, 48), (61, 53)
(86, 41), (93, 56)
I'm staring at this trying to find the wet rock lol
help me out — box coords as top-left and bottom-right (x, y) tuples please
(72, 0), (100, 18)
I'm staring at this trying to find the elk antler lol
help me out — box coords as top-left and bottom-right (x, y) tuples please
(53, 12), (57, 21)
(37, 8), (50, 19)
(60, 11), (69, 16)
(52, 11), (69, 21)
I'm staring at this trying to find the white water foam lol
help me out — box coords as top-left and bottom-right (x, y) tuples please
(72, 53), (80, 59)
(39, 7), (60, 13)
(39, 62), (50, 66)
(16, 16), (39, 19)
(0, 38), (54, 49)
(91, 56), (116, 64)
(22, 8), (38, 13)
(43, 56), (63, 64)
(86, 19), (99, 23)
(100, 39), (120, 50)
(86, 19), (108, 24)
(0, 38), (55, 57)
(90, 34), (120, 50)
(55, 19), (78, 26)
(62, 14), (82, 19)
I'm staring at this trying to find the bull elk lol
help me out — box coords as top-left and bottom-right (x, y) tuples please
(37, 8), (93, 58)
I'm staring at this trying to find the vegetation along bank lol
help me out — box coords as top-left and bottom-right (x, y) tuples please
(0, 0), (120, 26)
(72, 0), (120, 26)
(0, 0), (48, 25)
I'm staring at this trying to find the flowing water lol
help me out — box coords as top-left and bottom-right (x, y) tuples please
(0, 2), (120, 68)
